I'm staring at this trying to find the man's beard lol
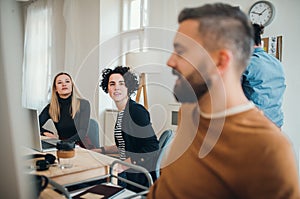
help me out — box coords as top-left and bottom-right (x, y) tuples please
(173, 70), (210, 103)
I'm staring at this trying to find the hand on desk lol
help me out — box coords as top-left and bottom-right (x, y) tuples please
(43, 132), (58, 138)
(91, 145), (119, 154)
(114, 158), (131, 173)
(91, 148), (102, 153)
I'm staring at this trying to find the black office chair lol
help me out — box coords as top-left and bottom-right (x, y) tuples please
(155, 129), (174, 178)
(87, 118), (100, 148)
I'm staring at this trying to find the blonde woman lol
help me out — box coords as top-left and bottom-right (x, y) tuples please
(39, 72), (92, 148)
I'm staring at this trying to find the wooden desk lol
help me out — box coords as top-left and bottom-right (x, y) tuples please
(26, 147), (117, 186)
(40, 188), (66, 199)
(24, 147), (118, 198)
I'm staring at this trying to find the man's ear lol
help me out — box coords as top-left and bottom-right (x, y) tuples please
(215, 50), (231, 75)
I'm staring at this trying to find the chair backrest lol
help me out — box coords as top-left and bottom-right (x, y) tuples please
(87, 118), (100, 148)
(156, 129), (174, 178)
(158, 129), (173, 149)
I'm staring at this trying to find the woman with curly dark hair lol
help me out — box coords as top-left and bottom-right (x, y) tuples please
(94, 66), (159, 192)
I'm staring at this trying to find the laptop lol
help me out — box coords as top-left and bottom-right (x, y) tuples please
(29, 109), (59, 152)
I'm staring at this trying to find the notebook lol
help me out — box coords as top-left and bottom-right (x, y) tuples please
(73, 184), (125, 199)
(29, 109), (59, 152)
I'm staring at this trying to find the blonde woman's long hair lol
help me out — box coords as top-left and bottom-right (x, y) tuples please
(49, 72), (81, 122)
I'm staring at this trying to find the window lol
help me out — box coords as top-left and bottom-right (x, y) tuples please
(22, 0), (53, 110)
(122, 0), (148, 31)
(121, 0), (149, 59)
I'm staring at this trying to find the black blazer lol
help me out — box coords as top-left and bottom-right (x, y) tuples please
(115, 99), (159, 171)
(115, 99), (159, 190)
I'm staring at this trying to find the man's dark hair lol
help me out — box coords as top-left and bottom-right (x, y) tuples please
(252, 23), (264, 46)
(178, 3), (254, 71)
(100, 66), (139, 96)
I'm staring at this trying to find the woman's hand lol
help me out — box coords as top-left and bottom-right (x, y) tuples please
(43, 132), (57, 138)
(91, 145), (119, 154)
(115, 158), (131, 173)
(91, 148), (102, 153)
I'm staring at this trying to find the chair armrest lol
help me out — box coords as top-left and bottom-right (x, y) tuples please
(109, 159), (153, 191)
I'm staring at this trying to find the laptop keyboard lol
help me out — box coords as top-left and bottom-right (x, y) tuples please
(42, 140), (56, 149)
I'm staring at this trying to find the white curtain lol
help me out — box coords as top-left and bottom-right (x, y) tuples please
(22, 0), (53, 110)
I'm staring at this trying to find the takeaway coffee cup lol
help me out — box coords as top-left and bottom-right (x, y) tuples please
(56, 141), (75, 169)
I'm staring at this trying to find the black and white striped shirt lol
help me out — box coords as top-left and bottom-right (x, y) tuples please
(114, 111), (126, 160)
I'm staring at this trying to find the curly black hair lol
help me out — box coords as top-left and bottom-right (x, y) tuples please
(100, 66), (139, 96)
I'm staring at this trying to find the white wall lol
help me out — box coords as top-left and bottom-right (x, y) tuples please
(52, 0), (66, 74)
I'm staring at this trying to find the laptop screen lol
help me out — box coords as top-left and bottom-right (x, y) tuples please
(27, 108), (57, 152)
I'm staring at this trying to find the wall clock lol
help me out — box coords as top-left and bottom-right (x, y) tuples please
(248, 1), (275, 27)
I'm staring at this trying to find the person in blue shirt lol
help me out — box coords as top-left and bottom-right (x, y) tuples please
(242, 24), (286, 128)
